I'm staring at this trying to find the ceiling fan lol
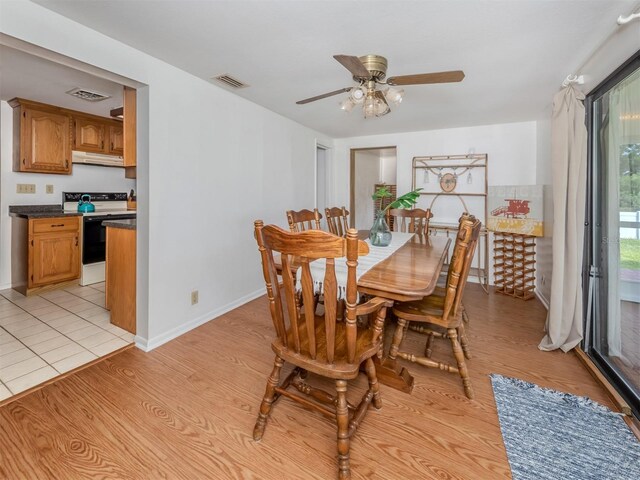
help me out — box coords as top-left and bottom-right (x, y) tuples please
(296, 54), (464, 118)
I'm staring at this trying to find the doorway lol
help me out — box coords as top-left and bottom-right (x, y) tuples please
(586, 50), (640, 417)
(316, 145), (328, 214)
(350, 147), (397, 229)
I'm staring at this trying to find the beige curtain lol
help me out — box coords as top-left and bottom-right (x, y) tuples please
(539, 85), (587, 352)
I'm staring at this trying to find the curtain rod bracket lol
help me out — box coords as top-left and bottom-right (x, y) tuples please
(617, 12), (640, 25)
(562, 74), (585, 88)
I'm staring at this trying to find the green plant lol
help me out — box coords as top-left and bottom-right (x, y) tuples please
(372, 187), (423, 212)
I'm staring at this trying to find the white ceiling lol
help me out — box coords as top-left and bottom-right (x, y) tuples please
(0, 45), (123, 117)
(31, 0), (638, 138)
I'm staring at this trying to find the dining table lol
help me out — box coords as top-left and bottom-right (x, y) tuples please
(355, 232), (451, 393)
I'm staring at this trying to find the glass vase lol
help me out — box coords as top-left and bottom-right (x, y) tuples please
(369, 210), (392, 247)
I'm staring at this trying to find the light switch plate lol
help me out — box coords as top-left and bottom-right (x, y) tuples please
(191, 290), (199, 305)
(16, 184), (36, 194)
(46, 184), (54, 194)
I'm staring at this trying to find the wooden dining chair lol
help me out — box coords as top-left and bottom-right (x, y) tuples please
(286, 208), (323, 232)
(388, 214), (481, 399)
(387, 208), (433, 236)
(325, 207), (350, 236)
(253, 222), (393, 480)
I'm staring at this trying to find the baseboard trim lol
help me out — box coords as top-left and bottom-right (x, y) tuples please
(574, 347), (632, 416)
(0, 283), (11, 291)
(535, 289), (549, 310)
(138, 288), (265, 352)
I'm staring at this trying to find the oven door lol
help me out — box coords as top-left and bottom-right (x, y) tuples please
(82, 214), (136, 264)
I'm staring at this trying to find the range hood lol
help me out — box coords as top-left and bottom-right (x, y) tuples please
(72, 151), (124, 167)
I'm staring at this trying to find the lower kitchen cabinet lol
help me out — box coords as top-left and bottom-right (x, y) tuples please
(105, 225), (136, 334)
(11, 216), (81, 295)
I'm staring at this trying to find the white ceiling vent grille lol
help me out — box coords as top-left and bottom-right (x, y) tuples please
(212, 74), (249, 89)
(66, 88), (111, 102)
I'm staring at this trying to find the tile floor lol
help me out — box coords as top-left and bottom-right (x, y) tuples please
(0, 282), (133, 402)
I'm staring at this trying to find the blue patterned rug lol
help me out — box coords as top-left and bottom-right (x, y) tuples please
(490, 374), (640, 480)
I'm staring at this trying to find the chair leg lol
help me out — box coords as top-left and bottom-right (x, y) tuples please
(336, 379), (351, 480)
(461, 303), (470, 323)
(364, 357), (382, 409)
(458, 323), (472, 360)
(447, 328), (474, 399)
(424, 332), (435, 358)
(253, 355), (284, 441)
(388, 318), (407, 361)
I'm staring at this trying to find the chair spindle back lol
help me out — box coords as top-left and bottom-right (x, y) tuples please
(440, 215), (481, 322)
(286, 209), (323, 232)
(325, 207), (350, 237)
(254, 221), (368, 365)
(387, 208), (433, 236)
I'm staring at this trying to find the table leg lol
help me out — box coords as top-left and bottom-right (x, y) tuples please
(366, 310), (415, 394)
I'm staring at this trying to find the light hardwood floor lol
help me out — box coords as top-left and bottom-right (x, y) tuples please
(0, 285), (616, 479)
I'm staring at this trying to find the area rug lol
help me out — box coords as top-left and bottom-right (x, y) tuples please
(490, 374), (640, 480)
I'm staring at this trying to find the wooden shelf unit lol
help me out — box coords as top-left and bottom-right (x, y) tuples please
(493, 232), (536, 300)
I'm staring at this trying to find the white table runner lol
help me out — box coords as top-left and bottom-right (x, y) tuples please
(295, 232), (414, 297)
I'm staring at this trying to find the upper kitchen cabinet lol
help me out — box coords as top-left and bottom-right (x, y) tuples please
(9, 98), (72, 175)
(109, 125), (124, 155)
(74, 116), (107, 153)
(123, 86), (137, 178)
(73, 114), (123, 155)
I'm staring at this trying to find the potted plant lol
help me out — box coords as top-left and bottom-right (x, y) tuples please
(370, 187), (423, 246)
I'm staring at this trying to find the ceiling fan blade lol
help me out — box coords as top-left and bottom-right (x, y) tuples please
(333, 55), (371, 78)
(296, 87), (351, 105)
(387, 70), (465, 86)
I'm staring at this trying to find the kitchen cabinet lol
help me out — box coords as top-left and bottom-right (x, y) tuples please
(74, 116), (107, 153)
(105, 223), (136, 334)
(123, 86), (137, 178)
(109, 125), (124, 155)
(73, 115), (124, 155)
(9, 99), (72, 174)
(11, 216), (81, 295)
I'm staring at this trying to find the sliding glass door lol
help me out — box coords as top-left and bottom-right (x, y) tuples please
(587, 51), (640, 416)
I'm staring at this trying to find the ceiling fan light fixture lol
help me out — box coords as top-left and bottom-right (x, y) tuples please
(340, 97), (356, 112)
(349, 85), (366, 103)
(363, 92), (377, 118)
(384, 86), (404, 105)
(374, 98), (390, 117)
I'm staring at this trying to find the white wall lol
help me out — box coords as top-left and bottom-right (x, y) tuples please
(0, 0), (331, 350)
(379, 152), (397, 184)
(0, 101), (136, 289)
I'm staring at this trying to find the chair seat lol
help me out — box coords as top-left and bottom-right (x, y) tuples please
(272, 314), (378, 380)
(392, 293), (462, 328)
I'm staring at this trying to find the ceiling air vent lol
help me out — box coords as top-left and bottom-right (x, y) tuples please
(212, 74), (249, 89)
(66, 87), (111, 102)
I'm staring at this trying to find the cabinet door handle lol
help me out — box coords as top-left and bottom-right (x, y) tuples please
(65, 159), (69, 168)
(101, 140), (104, 149)
(111, 142), (114, 150)
(51, 224), (65, 227)
(75, 236), (79, 246)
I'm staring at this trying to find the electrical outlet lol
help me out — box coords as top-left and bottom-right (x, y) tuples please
(541, 275), (546, 285)
(191, 290), (199, 305)
(16, 184), (36, 194)
(46, 184), (54, 194)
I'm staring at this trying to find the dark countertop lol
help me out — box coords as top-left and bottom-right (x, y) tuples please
(103, 219), (136, 230)
(9, 205), (82, 219)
